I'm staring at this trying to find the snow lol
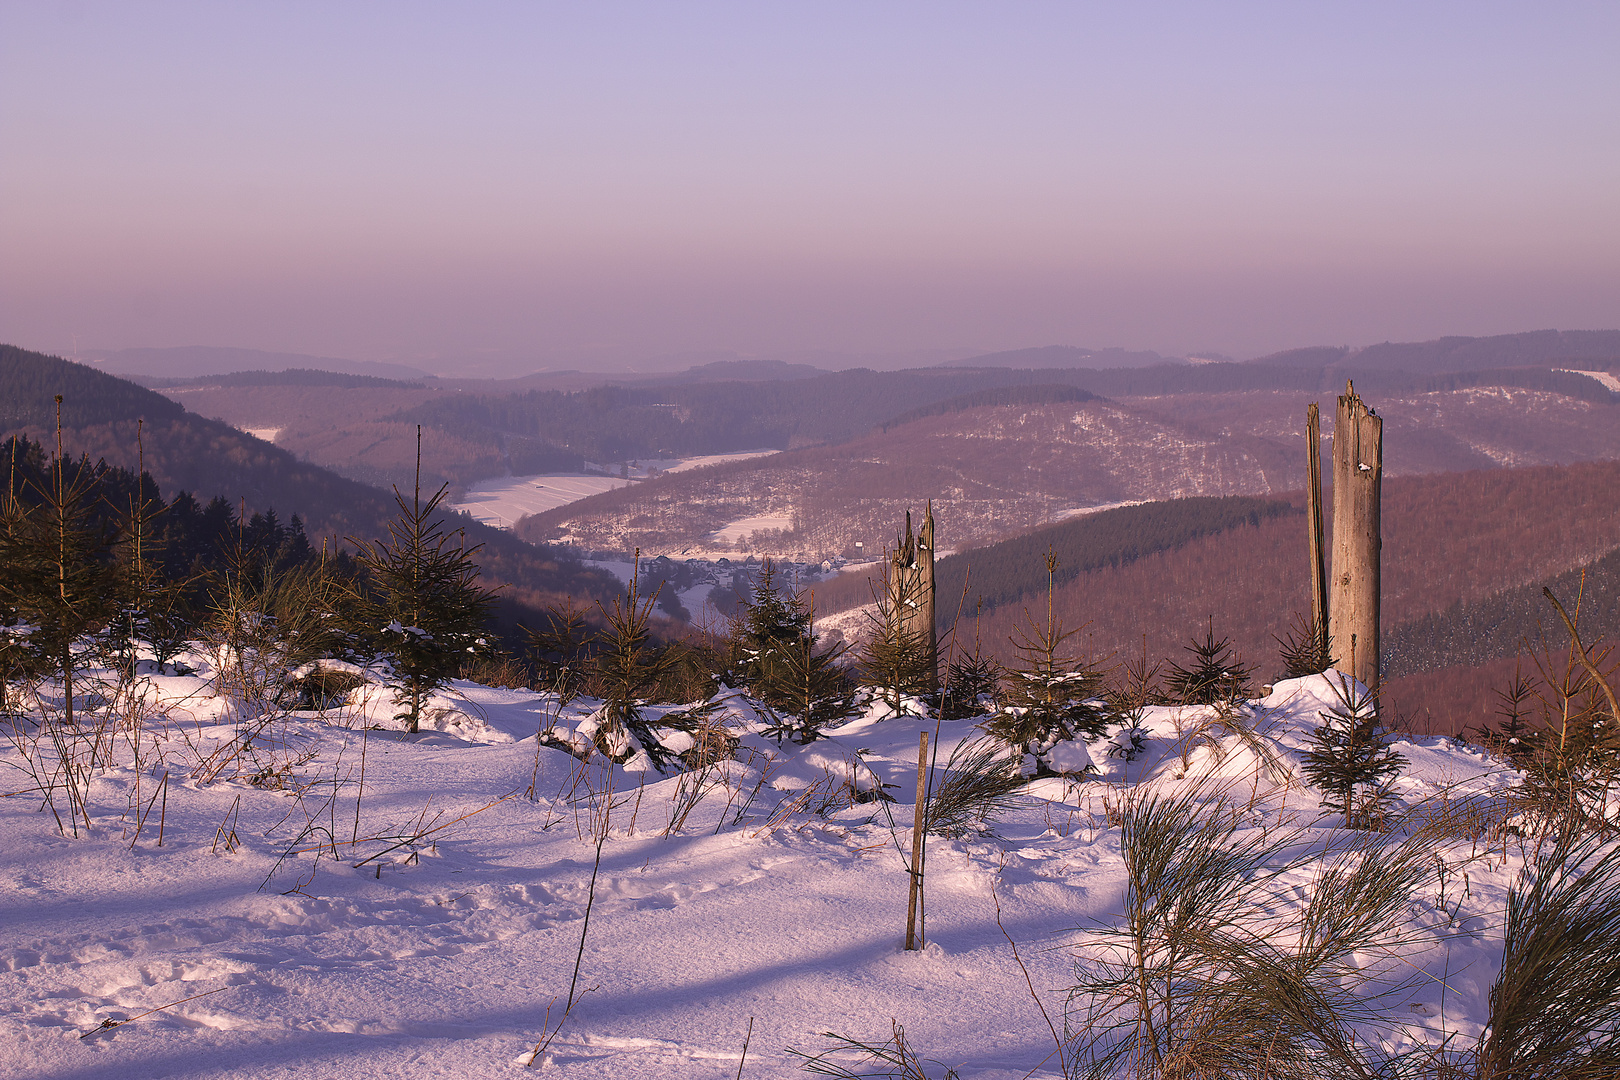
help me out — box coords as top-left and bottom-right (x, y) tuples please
(0, 668), (1553, 1078)
(1554, 367), (1620, 394)
(1050, 499), (1145, 522)
(631, 450), (779, 475)
(450, 452), (780, 530)
(451, 475), (632, 528)
(708, 513), (794, 544)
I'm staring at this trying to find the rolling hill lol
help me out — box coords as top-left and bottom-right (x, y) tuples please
(0, 345), (621, 633)
(515, 376), (1620, 562)
(921, 461), (1620, 736)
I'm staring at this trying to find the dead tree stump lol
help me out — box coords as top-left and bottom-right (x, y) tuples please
(1330, 381), (1382, 693)
(888, 502), (938, 693)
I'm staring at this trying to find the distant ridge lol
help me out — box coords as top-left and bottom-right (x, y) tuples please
(936, 345), (1169, 369)
(85, 345), (433, 381)
(664, 358), (829, 382)
(1252, 330), (1620, 374)
(131, 368), (423, 391)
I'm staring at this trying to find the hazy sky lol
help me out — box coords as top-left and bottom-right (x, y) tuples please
(4, 2), (1618, 373)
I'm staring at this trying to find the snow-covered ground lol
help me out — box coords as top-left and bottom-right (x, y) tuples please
(1050, 500), (1145, 522)
(707, 513), (794, 545)
(0, 666), (1549, 1079)
(451, 453), (780, 530)
(1554, 367), (1620, 394)
(452, 475), (634, 528)
(632, 450), (778, 476)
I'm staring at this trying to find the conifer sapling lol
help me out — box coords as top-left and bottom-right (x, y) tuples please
(353, 430), (496, 733)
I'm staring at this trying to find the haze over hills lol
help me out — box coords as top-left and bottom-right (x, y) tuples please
(133, 328), (1620, 507)
(86, 346), (434, 382)
(1252, 329), (1620, 373)
(936, 345), (1172, 369)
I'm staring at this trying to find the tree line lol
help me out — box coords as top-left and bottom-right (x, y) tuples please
(0, 426), (498, 733)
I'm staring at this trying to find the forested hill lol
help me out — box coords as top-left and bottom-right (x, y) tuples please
(0, 345), (620, 616)
(809, 495), (1297, 617)
(0, 346), (188, 429)
(395, 367), (1113, 462)
(934, 496), (1298, 619)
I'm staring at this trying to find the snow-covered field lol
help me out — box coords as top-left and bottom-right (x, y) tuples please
(450, 453), (780, 530)
(0, 666), (1551, 1079)
(451, 475), (634, 528)
(708, 513), (794, 545)
(1554, 368), (1620, 394)
(633, 450), (778, 476)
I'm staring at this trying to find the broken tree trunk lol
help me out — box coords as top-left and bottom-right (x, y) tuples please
(1306, 402), (1330, 666)
(1330, 381), (1382, 695)
(888, 503), (938, 693)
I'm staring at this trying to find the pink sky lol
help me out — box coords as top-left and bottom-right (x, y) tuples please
(3, 3), (1618, 373)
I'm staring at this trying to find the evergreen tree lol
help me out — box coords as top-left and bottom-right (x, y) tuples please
(941, 651), (1002, 720)
(985, 551), (1108, 775)
(1164, 618), (1254, 705)
(1275, 610), (1334, 680)
(525, 598), (591, 703)
(759, 602), (857, 745)
(588, 557), (684, 765)
(106, 424), (196, 675)
(353, 434), (496, 733)
(858, 558), (936, 718)
(1301, 673), (1406, 828)
(729, 559), (811, 706)
(1483, 663), (1538, 768)
(0, 404), (127, 725)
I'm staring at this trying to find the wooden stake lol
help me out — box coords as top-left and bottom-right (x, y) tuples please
(156, 771), (168, 846)
(1306, 402), (1329, 662)
(736, 1016), (755, 1080)
(1330, 381), (1382, 695)
(904, 730), (929, 951)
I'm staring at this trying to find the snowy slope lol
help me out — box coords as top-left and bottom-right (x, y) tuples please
(0, 669), (1540, 1078)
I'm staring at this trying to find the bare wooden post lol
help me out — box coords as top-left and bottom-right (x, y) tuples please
(1330, 381), (1382, 694)
(904, 729), (929, 951)
(1306, 403), (1330, 665)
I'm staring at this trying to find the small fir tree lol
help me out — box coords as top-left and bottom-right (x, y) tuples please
(940, 603), (1002, 721)
(760, 602), (858, 745)
(588, 557), (690, 767)
(1164, 618), (1254, 705)
(0, 402), (127, 725)
(107, 424), (196, 676)
(1300, 673), (1405, 828)
(1275, 610), (1334, 680)
(525, 598), (592, 704)
(730, 559), (812, 707)
(858, 555), (937, 718)
(985, 551), (1108, 775)
(1102, 636), (1163, 760)
(1483, 663), (1538, 768)
(353, 433), (496, 733)
(941, 651), (1002, 720)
